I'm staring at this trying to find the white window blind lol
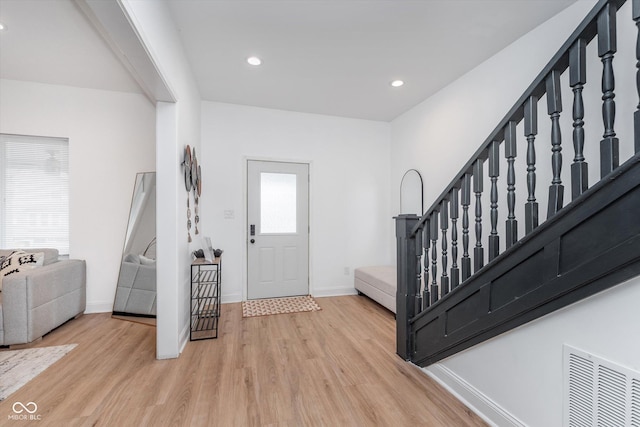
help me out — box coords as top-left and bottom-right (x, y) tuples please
(0, 134), (70, 255)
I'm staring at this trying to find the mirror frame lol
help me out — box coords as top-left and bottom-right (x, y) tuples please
(400, 168), (424, 215)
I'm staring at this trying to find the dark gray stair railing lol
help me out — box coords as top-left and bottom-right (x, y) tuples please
(396, 0), (640, 363)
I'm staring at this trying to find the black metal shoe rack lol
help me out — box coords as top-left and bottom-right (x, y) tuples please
(190, 257), (221, 340)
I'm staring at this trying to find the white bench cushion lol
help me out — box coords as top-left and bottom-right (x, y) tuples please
(354, 265), (396, 313)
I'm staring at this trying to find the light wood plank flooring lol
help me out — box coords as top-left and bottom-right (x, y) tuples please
(0, 296), (486, 426)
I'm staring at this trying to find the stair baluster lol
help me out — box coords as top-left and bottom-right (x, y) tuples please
(415, 227), (423, 314)
(489, 141), (500, 261)
(473, 160), (484, 272)
(634, 0), (640, 153)
(461, 174), (472, 281)
(599, 3), (620, 176)
(430, 211), (439, 304)
(547, 70), (564, 219)
(524, 96), (539, 234)
(570, 39), (589, 199)
(450, 188), (460, 289)
(441, 201), (450, 295)
(505, 121), (518, 249)
(423, 220), (430, 307)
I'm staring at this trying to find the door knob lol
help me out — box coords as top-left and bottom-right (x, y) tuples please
(250, 239), (255, 244)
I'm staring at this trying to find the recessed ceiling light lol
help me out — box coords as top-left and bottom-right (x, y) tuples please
(391, 80), (404, 87)
(0, 23), (6, 31)
(247, 56), (262, 66)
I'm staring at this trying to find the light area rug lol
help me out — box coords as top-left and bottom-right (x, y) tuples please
(0, 344), (77, 401)
(242, 295), (321, 318)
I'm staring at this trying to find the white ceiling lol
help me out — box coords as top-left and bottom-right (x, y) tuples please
(0, 0), (578, 122)
(0, 0), (142, 94)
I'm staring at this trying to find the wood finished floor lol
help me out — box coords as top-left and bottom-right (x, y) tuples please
(0, 296), (487, 426)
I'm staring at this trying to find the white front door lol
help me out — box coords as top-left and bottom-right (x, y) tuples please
(247, 160), (309, 299)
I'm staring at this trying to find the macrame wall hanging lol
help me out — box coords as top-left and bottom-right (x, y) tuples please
(182, 145), (202, 243)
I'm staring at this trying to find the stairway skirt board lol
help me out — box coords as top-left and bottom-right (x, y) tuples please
(409, 154), (640, 367)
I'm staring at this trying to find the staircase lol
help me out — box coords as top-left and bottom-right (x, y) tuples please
(395, 0), (640, 367)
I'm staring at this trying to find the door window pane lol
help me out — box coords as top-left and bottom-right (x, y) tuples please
(260, 172), (296, 233)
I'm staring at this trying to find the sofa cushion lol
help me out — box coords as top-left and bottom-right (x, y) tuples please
(0, 251), (44, 291)
(27, 248), (59, 266)
(0, 248), (58, 265)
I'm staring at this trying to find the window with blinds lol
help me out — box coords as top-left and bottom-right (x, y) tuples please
(0, 134), (70, 255)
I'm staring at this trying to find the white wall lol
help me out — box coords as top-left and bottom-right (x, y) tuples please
(121, 0), (202, 359)
(0, 78), (155, 313)
(200, 102), (392, 302)
(390, 0), (639, 425)
(429, 275), (640, 427)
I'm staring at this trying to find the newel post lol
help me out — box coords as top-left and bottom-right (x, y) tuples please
(395, 214), (420, 361)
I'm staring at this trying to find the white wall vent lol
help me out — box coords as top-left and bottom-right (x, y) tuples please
(564, 345), (640, 427)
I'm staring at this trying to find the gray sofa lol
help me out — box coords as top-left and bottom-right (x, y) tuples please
(0, 248), (86, 346)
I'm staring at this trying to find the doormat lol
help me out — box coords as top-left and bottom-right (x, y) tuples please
(0, 344), (77, 401)
(242, 295), (321, 318)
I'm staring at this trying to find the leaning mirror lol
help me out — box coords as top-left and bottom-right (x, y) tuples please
(113, 172), (156, 324)
(400, 169), (424, 215)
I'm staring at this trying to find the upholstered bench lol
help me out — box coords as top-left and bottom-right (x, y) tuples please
(354, 265), (396, 313)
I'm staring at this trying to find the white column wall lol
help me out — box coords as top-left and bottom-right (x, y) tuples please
(121, 0), (201, 358)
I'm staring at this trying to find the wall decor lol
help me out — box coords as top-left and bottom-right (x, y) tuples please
(187, 196), (192, 242)
(183, 145), (193, 242)
(191, 147), (198, 189)
(183, 145), (192, 192)
(194, 202), (199, 235)
(192, 148), (200, 235)
(197, 165), (202, 196)
(181, 145), (203, 242)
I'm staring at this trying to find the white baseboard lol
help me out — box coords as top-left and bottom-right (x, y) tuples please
(221, 293), (242, 303)
(220, 289), (356, 303)
(425, 364), (526, 427)
(156, 351), (180, 360)
(84, 301), (113, 313)
(313, 287), (358, 297)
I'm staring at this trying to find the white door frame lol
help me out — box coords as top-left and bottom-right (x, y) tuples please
(243, 156), (313, 301)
